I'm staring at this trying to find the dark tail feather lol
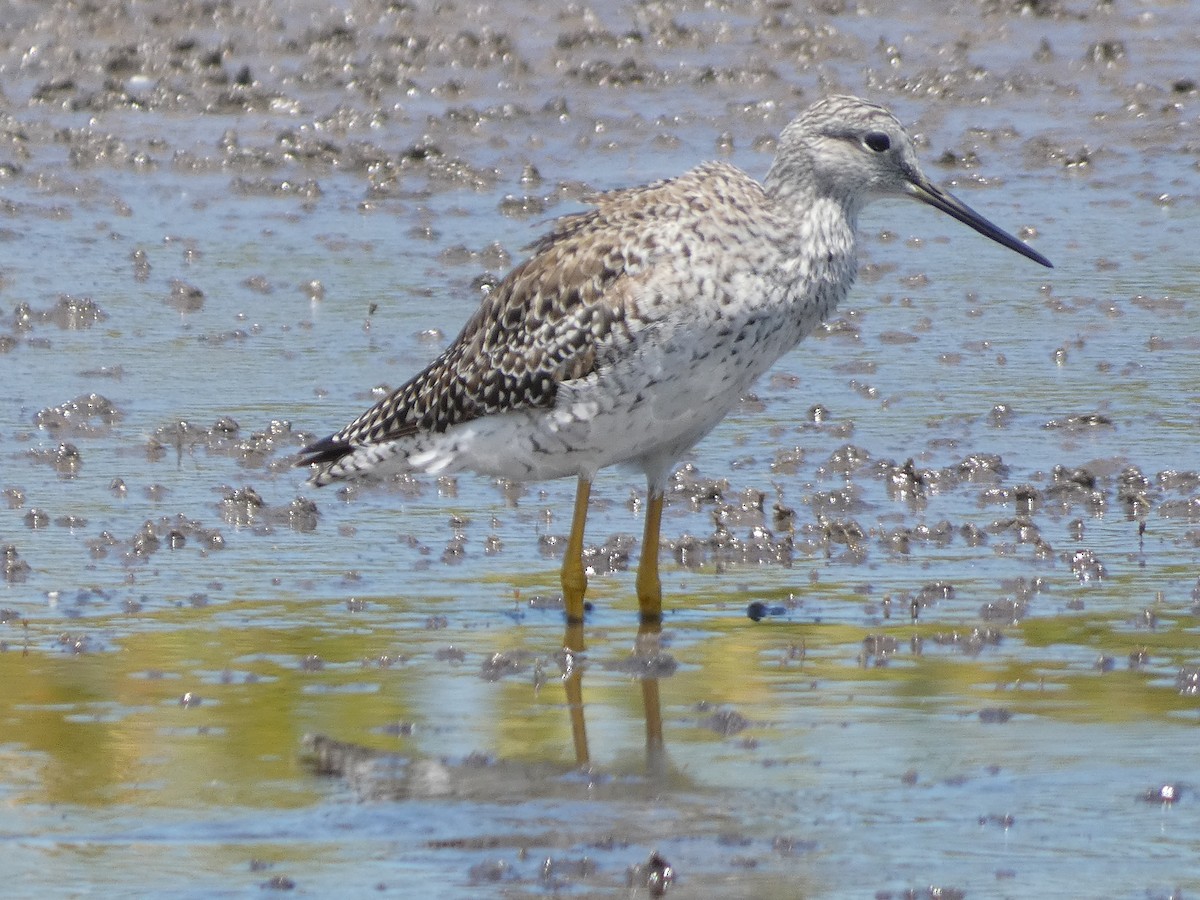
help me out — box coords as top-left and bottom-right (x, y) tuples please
(295, 434), (351, 470)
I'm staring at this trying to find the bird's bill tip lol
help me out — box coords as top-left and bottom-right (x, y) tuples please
(906, 178), (1053, 269)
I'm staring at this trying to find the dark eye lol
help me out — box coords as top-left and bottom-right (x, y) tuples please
(864, 131), (891, 152)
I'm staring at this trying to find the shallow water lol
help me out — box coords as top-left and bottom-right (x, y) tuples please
(2, 1), (1199, 897)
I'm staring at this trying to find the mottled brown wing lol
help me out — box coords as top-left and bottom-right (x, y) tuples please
(297, 202), (642, 467)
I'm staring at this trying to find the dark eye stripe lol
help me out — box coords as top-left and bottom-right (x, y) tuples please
(864, 131), (891, 152)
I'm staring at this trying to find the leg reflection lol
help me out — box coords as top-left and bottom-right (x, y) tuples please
(562, 619), (590, 766)
(637, 619), (667, 777)
(560, 618), (669, 773)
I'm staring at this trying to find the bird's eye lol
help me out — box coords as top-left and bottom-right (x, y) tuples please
(864, 131), (891, 152)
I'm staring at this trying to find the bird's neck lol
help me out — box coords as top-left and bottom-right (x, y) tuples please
(778, 195), (858, 286)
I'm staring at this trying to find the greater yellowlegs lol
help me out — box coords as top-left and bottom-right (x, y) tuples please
(298, 95), (1051, 626)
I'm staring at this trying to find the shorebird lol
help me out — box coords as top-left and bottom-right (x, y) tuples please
(298, 95), (1051, 626)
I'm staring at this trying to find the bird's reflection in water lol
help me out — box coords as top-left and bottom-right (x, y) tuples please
(301, 616), (681, 896)
(300, 618), (674, 800)
(562, 618), (667, 776)
(561, 619), (590, 764)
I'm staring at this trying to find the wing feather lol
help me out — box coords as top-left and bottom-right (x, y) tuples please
(297, 162), (764, 472)
(298, 204), (636, 467)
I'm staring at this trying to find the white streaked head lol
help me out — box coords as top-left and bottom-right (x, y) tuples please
(767, 95), (1051, 268)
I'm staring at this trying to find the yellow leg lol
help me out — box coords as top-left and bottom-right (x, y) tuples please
(636, 489), (664, 625)
(561, 483), (591, 765)
(561, 476), (591, 625)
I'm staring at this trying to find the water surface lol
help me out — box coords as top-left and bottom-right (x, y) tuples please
(1, 1), (1198, 896)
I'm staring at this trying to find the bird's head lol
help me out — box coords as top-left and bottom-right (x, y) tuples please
(769, 95), (1052, 268)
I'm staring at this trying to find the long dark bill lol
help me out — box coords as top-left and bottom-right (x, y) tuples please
(907, 176), (1053, 269)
